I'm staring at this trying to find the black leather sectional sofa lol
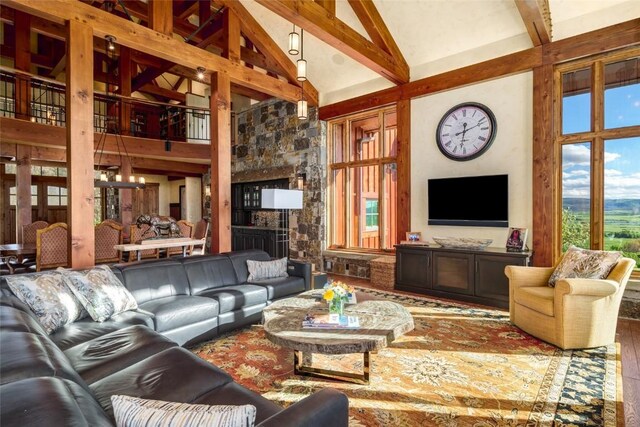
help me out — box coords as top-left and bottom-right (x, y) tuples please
(0, 249), (349, 426)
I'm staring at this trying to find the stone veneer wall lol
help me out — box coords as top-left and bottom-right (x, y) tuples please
(204, 98), (326, 269)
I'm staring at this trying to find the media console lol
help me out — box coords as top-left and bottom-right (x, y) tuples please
(395, 244), (533, 309)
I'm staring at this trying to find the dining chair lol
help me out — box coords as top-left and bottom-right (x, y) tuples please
(129, 224), (160, 261)
(191, 219), (209, 255)
(21, 221), (49, 266)
(95, 220), (124, 264)
(167, 220), (194, 257)
(36, 222), (68, 272)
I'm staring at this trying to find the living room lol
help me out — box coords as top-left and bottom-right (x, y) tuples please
(0, 1), (639, 426)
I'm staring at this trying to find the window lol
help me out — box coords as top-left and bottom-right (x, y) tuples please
(328, 107), (397, 250)
(556, 49), (640, 274)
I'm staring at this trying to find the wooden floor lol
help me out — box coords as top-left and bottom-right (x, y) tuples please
(330, 274), (640, 426)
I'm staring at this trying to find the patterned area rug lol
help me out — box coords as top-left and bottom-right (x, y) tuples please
(191, 288), (623, 426)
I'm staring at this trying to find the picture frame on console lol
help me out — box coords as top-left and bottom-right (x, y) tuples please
(506, 227), (528, 251)
(406, 232), (422, 242)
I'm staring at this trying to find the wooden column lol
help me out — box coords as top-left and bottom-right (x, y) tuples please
(222, 9), (241, 62)
(14, 10), (30, 121)
(532, 64), (556, 266)
(396, 99), (411, 245)
(210, 72), (232, 253)
(66, 20), (95, 268)
(15, 145), (31, 243)
(118, 46), (133, 236)
(149, 0), (173, 35)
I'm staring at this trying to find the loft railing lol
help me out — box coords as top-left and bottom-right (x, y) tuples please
(0, 68), (211, 143)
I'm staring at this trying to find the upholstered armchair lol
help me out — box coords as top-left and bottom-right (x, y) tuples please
(191, 219), (209, 255)
(36, 222), (68, 271)
(22, 221), (49, 244)
(129, 224), (159, 261)
(95, 221), (123, 264)
(166, 220), (194, 256)
(505, 257), (636, 350)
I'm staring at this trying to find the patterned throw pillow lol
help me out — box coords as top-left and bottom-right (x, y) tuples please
(60, 265), (138, 322)
(5, 272), (87, 334)
(247, 258), (288, 281)
(548, 245), (622, 287)
(111, 395), (256, 427)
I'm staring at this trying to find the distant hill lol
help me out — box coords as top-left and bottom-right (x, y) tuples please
(563, 198), (640, 214)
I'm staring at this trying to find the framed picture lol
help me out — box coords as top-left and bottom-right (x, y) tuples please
(406, 232), (422, 242)
(506, 227), (528, 251)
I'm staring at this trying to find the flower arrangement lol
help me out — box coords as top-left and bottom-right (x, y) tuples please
(322, 280), (355, 315)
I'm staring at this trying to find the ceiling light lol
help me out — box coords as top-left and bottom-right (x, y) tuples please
(196, 67), (206, 80)
(297, 82), (308, 120)
(296, 29), (307, 81)
(288, 24), (299, 55)
(105, 35), (116, 51)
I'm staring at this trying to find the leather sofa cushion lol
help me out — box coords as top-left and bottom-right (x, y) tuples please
(0, 377), (112, 427)
(514, 287), (555, 317)
(90, 347), (233, 416)
(181, 255), (239, 295)
(225, 250), (271, 284)
(64, 325), (177, 385)
(198, 285), (268, 313)
(0, 305), (48, 336)
(138, 295), (219, 332)
(50, 310), (154, 351)
(250, 276), (306, 300)
(0, 331), (89, 391)
(193, 382), (282, 424)
(116, 259), (191, 304)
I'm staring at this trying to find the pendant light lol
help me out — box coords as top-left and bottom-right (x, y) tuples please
(297, 82), (308, 120)
(288, 24), (300, 55)
(296, 29), (307, 82)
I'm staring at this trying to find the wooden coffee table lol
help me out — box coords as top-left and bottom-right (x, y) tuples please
(263, 290), (414, 384)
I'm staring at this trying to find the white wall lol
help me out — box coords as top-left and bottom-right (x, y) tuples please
(411, 72), (533, 249)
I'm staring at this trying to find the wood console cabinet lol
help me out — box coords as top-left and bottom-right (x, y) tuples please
(395, 245), (532, 308)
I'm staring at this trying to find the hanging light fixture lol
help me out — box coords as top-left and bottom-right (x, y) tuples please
(296, 29), (307, 81)
(297, 82), (308, 120)
(95, 35), (145, 189)
(288, 24), (300, 55)
(196, 67), (206, 80)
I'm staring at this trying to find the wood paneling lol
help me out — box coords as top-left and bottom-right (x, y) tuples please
(396, 99), (410, 245)
(210, 72), (232, 254)
(616, 318), (640, 427)
(66, 19), (95, 268)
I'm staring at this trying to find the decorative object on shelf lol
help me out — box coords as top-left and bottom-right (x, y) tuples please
(261, 189), (304, 258)
(432, 236), (493, 250)
(435, 102), (497, 161)
(134, 214), (181, 240)
(322, 280), (355, 316)
(505, 227), (528, 251)
(94, 35), (145, 190)
(406, 231), (422, 242)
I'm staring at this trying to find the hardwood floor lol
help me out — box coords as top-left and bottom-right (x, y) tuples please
(330, 274), (640, 426)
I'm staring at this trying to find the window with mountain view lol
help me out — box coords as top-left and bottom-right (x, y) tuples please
(558, 51), (640, 273)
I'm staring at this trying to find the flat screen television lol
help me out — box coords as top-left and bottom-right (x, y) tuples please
(428, 174), (508, 227)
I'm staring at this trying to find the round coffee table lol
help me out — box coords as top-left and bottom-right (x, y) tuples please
(263, 290), (414, 384)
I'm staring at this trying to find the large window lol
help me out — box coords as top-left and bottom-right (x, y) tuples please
(328, 107), (397, 251)
(557, 49), (640, 273)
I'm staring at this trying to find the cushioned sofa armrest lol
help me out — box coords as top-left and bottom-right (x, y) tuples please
(287, 259), (312, 291)
(504, 265), (555, 288)
(256, 388), (349, 427)
(555, 278), (619, 297)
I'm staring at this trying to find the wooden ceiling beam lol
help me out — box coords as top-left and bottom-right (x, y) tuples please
(148, 0), (173, 36)
(514, 0), (552, 46)
(137, 83), (187, 103)
(255, 0), (409, 85)
(175, 0), (199, 21)
(314, 0), (335, 15)
(347, 0), (407, 69)
(6, 0), (308, 104)
(0, 44), (55, 69)
(218, 0), (319, 105)
(131, 60), (175, 92)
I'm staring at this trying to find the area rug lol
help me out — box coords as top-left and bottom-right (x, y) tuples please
(191, 288), (623, 426)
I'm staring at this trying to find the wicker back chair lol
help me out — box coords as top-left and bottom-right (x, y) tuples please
(22, 221), (49, 244)
(191, 219), (209, 255)
(36, 222), (68, 271)
(95, 221), (123, 264)
(166, 220), (194, 256)
(129, 224), (159, 261)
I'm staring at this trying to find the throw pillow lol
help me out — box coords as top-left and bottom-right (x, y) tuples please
(111, 395), (256, 427)
(548, 245), (622, 287)
(247, 257), (288, 281)
(60, 265), (138, 322)
(5, 272), (87, 334)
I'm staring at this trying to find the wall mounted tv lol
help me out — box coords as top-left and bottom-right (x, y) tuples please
(428, 174), (508, 227)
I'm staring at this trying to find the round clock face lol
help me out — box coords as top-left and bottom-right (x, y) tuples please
(436, 102), (497, 161)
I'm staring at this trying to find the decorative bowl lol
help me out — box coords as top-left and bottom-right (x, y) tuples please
(432, 237), (493, 250)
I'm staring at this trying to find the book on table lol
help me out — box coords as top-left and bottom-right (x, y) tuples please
(302, 313), (360, 329)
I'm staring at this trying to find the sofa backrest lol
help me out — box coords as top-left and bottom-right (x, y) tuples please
(115, 259), (191, 304)
(180, 255), (239, 295)
(224, 249), (272, 284)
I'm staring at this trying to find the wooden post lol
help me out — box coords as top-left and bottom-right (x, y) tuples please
(210, 72), (232, 253)
(532, 64), (556, 267)
(118, 46), (133, 236)
(14, 11), (31, 121)
(149, 0), (173, 36)
(15, 145), (31, 243)
(396, 99), (411, 245)
(222, 9), (241, 62)
(66, 20), (95, 268)
(120, 155), (133, 239)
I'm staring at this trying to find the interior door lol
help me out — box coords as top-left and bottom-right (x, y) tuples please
(132, 183), (160, 221)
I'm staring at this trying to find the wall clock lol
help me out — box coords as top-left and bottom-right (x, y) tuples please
(435, 102), (497, 161)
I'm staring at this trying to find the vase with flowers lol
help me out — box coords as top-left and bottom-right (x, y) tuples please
(322, 280), (355, 315)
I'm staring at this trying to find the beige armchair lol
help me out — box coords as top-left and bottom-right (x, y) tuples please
(505, 258), (636, 350)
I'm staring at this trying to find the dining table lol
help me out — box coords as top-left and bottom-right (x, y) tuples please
(0, 243), (36, 274)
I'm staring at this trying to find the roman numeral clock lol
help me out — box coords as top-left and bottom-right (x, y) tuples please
(436, 102), (497, 161)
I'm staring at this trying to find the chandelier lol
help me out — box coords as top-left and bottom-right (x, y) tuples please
(94, 35), (145, 189)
